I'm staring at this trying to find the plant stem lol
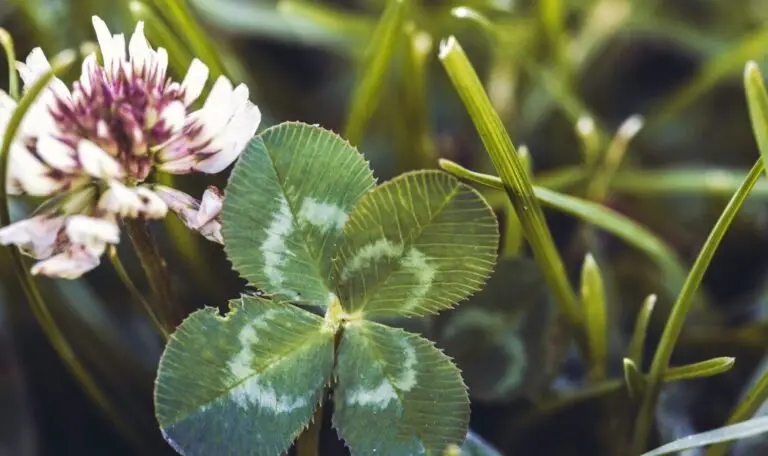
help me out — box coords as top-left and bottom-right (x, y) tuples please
(439, 36), (583, 340)
(630, 158), (764, 454)
(108, 246), (169, 340)
(123, 219), (180, 334)
(0, 50), (136, 440)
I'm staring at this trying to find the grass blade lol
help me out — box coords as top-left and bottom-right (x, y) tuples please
(439, 36), (582, 334)
(642, 416), (768, 456)
(343, 0), (406, 146)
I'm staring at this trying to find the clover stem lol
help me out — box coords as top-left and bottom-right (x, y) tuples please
(124, 219), (180, 334)
(108, 245), (170, 340)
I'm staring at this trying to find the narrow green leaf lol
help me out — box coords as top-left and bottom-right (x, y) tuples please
(642, 416), (768, 456)
(663, 357), (735, 383)
(154, 296), (334, 456)
(706, 370), (768, 456)
(627, 294), (657, 366)
(632, 158), (766, 454)
(623, 358), (645, 399)
(581, 253), (607, 381)
(343, 0), (406, 146)
(438, 159), (689, 294)
(333, 321), (469, 455)
(435, 258), (559, 401)
(333, 170), (499, 318)
(438, 36), (582, 334)
(222, 122), (376, 307)
(745, 61), (768, 175)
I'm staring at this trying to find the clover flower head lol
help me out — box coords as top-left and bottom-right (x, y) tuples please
(0, 16), (261, 278)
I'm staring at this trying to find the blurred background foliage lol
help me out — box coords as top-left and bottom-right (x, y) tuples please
(2, 0), (768, 455)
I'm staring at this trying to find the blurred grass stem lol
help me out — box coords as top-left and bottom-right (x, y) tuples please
(108, 246), (170, 340)
(124, 219), (180, 334)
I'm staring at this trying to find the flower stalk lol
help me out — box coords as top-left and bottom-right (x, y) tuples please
(124, 218), (180, 333)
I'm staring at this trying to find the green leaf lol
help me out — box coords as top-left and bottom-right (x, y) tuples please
(663, 357), (735, 383)
(745, 61), (768, 176)
(333, 170), (499, 318)
(333, 321), (469, 455)
(435, 257), (561, 402)
(343, 0), (406, 146)
(642, 416), (768, 456)
(222, 122), (376, 307)
(627, 294), (657, 366)
(623, 358), (645, 399)
(154, 296), (334, 456)
(580, 253), (608, 381)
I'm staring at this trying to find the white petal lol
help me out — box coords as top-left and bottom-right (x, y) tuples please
(79, 54), (98, 94)
(36, 135), (77, 172)
(77, 140), (123, 179)
(0, 215), (65, 259)
(66, 214), (120, 250)
(194, 100), (261, 174)
(181, 59), (209, 106)
(92, 16), (115, 70)
(128, 21), (151, 72)
(154, 47), (169, 84)
(17, 48), (70, 99)
(111, 33), (127, 76)
(98, 180), (141, 218)
(135, 186), (168, 219)
(196, 76), (234, 136)
(159, 101), (186, 135)
(9, 145), (62, 196)
(30, 246), (102, 279)
(156, 154), (197, 174)
(153, 185), (197, 219)
(0, 90), (17, 130)
(17, 48), (50, 87)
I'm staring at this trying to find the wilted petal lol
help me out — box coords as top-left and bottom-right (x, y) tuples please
(153, 185), (222, 243)
(99, 180), (142, 217)
(65, 214), (119, 254)
(135, 186), (168, 218)
(77, 140), (123, 179)
(0, 215), (65, 259)
(196, 186), (223, 227)
(30, 245), (102, 279)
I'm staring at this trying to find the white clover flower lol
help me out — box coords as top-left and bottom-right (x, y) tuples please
(0, 16), (261, 278)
